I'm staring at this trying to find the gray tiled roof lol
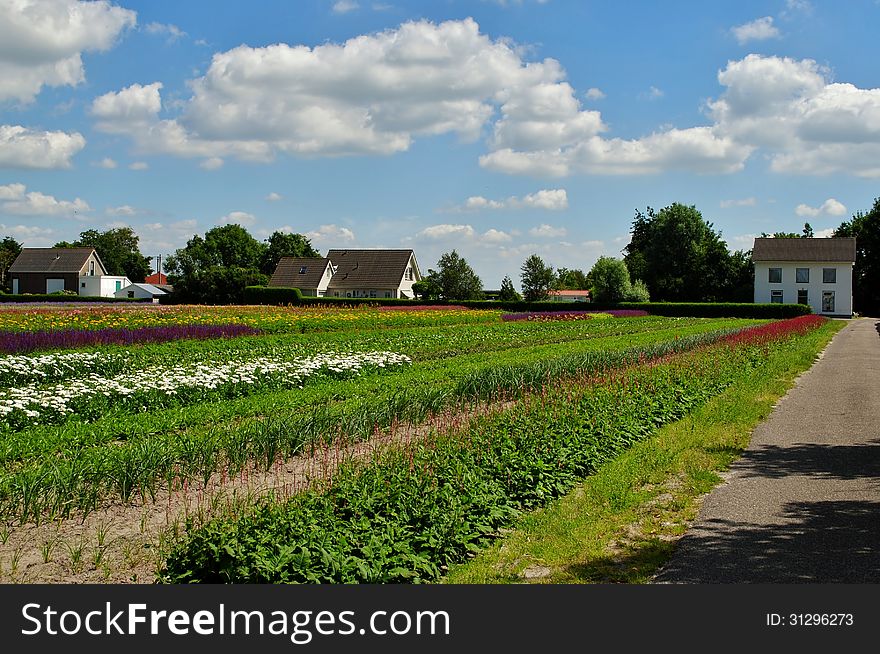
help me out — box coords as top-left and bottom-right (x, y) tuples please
(268, 257), (331, 288)
(8, 248), (103, 273)
(752, 237), (856, 262)
(326, 249), (415, 289)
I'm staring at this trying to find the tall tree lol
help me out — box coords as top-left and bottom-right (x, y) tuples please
(498, 275), (521, 301)
(164, 224), (269, 303)
(520, 254), (554, 302)
(56, 227), (152, 281)
(624, 203), (733, 302)
(260, 231), (320, 275)
(0, 236), (22, 292)
(835, 198), (880, 314)
(432, 250), (484, 300)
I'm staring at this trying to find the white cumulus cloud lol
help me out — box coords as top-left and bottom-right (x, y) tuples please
(795, 198), (847, 217)
(720, 197), (757, 208)
(0, 124), (85, 169)
(529, 223), (567, 238)
(304, 223), (356, 243)
(332, 1), (359, 13)
(731, 17), (781, 45)
(0, 0), (136, 102)
(218, 211), (256, 226)
(265, 192), (283, 201)
(0, 183), (89, 216)
(450, 188), (568, 212)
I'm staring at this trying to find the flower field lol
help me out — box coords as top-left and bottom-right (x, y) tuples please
(0, 304), (838, 583)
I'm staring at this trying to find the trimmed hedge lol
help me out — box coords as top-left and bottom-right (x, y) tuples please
(242, 286), (810, 319)
(0, 293), (148, 304)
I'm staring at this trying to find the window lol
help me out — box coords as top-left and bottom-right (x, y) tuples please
(299, 266), (308, 274)
(81, 282), (86, 288)
(822, 291), (835, 313)
(797, 289), (808, 305)
(768, 267), (782, 283)
(88, 260), (95, 276)
(796, 268), (809, 283)
(369, 290), (376, 298)
(384, 291), (391, 298)
(405, 267), (413, 281)
(770, 290), (783, 304)
(823, 268), (837, 283)
(127, 291), (135, 299)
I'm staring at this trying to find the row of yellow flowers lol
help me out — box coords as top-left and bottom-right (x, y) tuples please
(0, 304), (502, 334)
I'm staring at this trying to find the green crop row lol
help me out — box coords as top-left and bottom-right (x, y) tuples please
(160, 324), (822, 583)
(0, 319), (751, 523)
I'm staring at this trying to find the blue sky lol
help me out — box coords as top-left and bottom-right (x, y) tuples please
(1, 0), (879, 287)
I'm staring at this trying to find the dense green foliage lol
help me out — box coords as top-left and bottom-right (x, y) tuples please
(429, 250), (484, 301)
(520, 254), (554, 302)
(588, 256), (649, 303)
(624, 203), (752, 302)
(835, 197), (880, 314)
(498, 275), (521, 301)
(0, 294), (145, 303)
(0, 237), (22, 293)
(160, 325), (815, 583)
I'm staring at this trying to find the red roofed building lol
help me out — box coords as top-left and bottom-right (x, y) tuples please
(145, 272), (168, 285)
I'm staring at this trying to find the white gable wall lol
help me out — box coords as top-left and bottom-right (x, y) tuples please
(754, 261), (853, 316)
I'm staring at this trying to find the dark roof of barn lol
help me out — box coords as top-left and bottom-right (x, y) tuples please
(268, 257), (331, 288)
(751, 237), (856, 262)
(8, 248), (105, 274)
(325, 249), (415, 289)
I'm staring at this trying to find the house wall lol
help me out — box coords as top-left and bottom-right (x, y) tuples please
(397, 255), (420, 299)
(78, 252), (106, 277)
(79, 276), (131, 298)
(113, 285), (162, 300)
(330, 288), (398, 299)
(11, 272), (78, 294)
(754, 261), (853, 316)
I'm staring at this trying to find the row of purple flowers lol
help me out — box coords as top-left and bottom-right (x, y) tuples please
(0, 324), (261, 355)
(501, 309), (650, 322)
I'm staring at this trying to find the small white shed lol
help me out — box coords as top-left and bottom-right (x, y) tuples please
(115, 283), (167, 302)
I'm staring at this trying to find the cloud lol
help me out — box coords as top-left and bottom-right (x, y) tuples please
(0, 124), (85, 169)
(813, 227), (835, 238)
(218, 211), (256, 226)
(0, 0), (136, 103)
(199, 156), (224, 170)
(795, 198), (847, 217)
(0, 183), (89, 216)
(529, 223), (567, 237)
(731, 17), (781, 44)
(106, 205), (136, 217)
(144, 22), (186, 42)
(482, 228), (513, 243)
(584, 87), (605, 101)
(332, 1), (359, 13)
(639, 86), (664, 101)
(720, 197), (757, 208)
(450, 188), (568, 212)
(95, 157), (117, 169)
(304, 223), (356, 243)
(266, 192), (283, 201)
(0, 223), (56, 244)
(416, 223), (513, 244)
(129, 161), (148, 170)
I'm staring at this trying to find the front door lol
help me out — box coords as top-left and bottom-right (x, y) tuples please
(822, 291), (835, 313)
(11, 278), (18, 294)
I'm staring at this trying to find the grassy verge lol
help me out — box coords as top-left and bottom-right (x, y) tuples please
(443, 319), (844, 584)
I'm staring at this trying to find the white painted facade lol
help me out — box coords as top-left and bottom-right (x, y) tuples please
(114, 283), (166, 301)
(79, 275), (131, 298)
(753, 261), (853, 316)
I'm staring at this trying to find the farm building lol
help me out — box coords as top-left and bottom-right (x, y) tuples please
(752, 237), (856, 317)
(269, 249), (422, 299)
(549, 289), (591, 302)
(8, 247), (131, 298)
(114, 283), (167, 302)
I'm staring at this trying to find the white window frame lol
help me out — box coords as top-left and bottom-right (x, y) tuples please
(822, 268), (837, 284)
(770, 290), (783, 304)
(768, 267), (782, 283)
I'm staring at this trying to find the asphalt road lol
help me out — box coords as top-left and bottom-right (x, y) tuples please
(654, 317), (880, 583)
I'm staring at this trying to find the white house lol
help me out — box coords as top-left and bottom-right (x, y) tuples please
(269, 249), (421, 299)
(752, 237), (856, 317)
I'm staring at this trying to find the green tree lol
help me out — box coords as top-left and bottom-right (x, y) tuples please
(412, 278), (441, 301)
(802, 222), (814, 238)
(0, 236), (22, 292)
(835, 198), (880, 314)
(498, 275), (522, 301)
(56, 227), (152, 281)
(164, 224), (270, 303)
(260, 231), (319, 275)
(627, 279), (651, 302)
(589, 256), (632, 303)
(433, 250), (484, 300)
(624, 203), (734, 302)
(553, 267), (590, 290)
(520, 254), (554, 302)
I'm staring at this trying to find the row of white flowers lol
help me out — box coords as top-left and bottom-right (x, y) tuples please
(0, 351), (411, 426)
(0, 351), (126, 385)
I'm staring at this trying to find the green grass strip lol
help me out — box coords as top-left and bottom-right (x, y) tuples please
(444, 319), (843, 583)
